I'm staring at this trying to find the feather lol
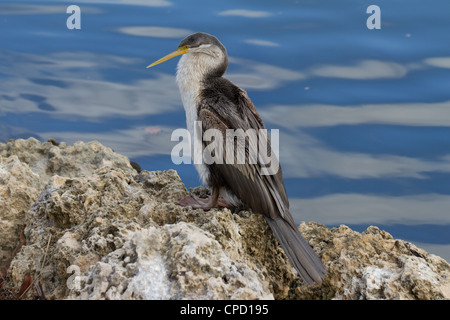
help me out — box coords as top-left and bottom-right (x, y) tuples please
(198, 78), (326, 283)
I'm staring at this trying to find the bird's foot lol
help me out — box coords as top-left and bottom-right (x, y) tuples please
(216, 196), (232, 208)
(177, 193), (231, 211)
(177, 194), (209, 208)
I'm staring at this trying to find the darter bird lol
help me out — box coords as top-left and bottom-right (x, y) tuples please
(147, 32), (326, 284)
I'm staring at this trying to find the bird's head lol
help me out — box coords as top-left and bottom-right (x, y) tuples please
(147, 32), (228, 78)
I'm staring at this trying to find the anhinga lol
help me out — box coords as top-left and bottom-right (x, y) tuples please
(148, 32), (326, 284)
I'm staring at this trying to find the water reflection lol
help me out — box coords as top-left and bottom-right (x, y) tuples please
(218, 9), (272, 18)
(39, 125), (176, 158)
(228, 57), (306, 90)
(0, 50), (180, 120)
(243, 39), (279, 47)
(290, 193), (450, 226)
(310, 60), (409, 79)
(260, 101), (450, 128)
(276, 130), (450, 180)
(0, 3), (102, 15)
(56, 0), (172, 7)
(118, 26), (192, 38)
(424, 57), (450, 69)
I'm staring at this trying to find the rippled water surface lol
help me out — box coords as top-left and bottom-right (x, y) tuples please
(1, 0), (449, 261)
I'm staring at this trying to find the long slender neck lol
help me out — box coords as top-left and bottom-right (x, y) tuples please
(176, 51), (228, 132)
(176, 54), (205, 112)
(176, 51), (228, 110)
(175, 53), (215, 186)
(175, 54), (208, 137)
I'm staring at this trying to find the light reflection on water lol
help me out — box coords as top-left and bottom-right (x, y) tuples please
(1, 0), (449, 261)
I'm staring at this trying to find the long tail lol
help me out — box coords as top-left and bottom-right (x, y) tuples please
(264, 216), (326, 285)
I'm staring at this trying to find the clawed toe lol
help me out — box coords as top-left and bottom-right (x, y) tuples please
(176, 192), (232, 211)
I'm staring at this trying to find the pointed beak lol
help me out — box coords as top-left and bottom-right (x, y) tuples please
(146, 45), (190, 68)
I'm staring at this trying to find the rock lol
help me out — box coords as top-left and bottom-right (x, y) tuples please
(1, 138), (449, 300)
(0, 156), (40, 265)
(0, 137), (135, 189)
(299, 223), (450, 299)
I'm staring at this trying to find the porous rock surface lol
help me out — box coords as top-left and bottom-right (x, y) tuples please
(1, 138), (449, 300)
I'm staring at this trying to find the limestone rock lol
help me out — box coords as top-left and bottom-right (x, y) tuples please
(0, 137), (135, 189)
(1, 138), (449, 300)
(299, 223), (450, 299)
(0, 137), (135, 266)
(0, 155), (40, 265)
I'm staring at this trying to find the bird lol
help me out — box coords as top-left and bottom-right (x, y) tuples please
(147, 32), (326, 285)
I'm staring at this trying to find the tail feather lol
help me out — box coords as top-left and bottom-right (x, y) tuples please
(265, 216), (326, 285)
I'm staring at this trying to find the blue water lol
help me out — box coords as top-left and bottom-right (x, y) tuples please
(1, 0), (449, 262)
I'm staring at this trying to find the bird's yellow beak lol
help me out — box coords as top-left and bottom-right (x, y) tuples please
(146, 45), (189, 68)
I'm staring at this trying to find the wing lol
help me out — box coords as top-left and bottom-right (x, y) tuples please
(199, 86), (295, 228)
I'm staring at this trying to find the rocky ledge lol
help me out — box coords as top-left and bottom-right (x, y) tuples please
(0, 138), (449, 300)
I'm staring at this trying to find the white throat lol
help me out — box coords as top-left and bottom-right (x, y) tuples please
(176, 49), (224, 133)
(176, 53), (210, 184)
(176, 53), (205, 135)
